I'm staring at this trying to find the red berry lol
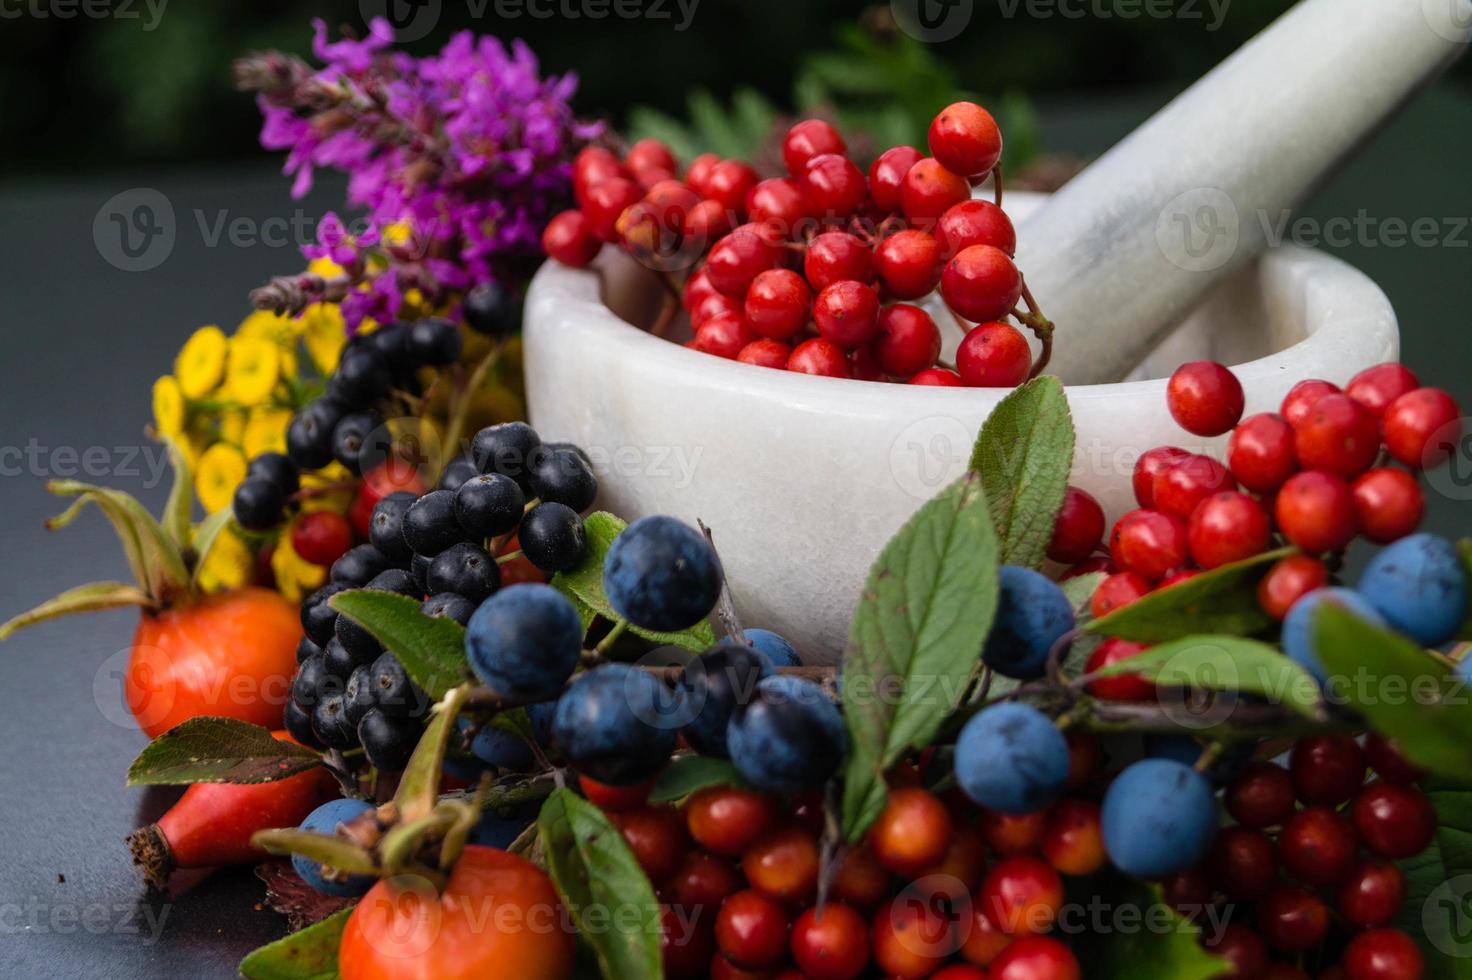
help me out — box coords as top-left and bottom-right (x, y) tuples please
(1085, 637), (1153, 701)
(788, 338), (852, 378)
(959, 903), (1010, 966)
(804, 231), (875, 291)
(1257, 882), (1330, 952)
(1091, 571), (1151, 619)
(744, 268), (811, 341)
(685, 152), (720, 194)
(1347, 363), (1420, 420)
(917, 825), (988, 899)
(875, 229), (944, 299)
(709, 954), (773, 980)
(1364, 734), (1425, 785)
(578, 774), (653, 811)
(660, 903), (716, 980)
(1294, 393), (1380, 477)
(871, 893), (958, 978)
(1278, 807), (1358, 886)
(934, 966), (989, 980)
(936, 199), (1017, 258)
(989, 935), (1080, 980)
(628, 137), (677, 170)
(981, 809), (1047, 856)
(715, 890), (789, 969)
(941, 245), (1022, 323)
(691, 290), (741, 329)
(1228, 413), (1298, 492)
(745, 177), (808, 230)
(1188, 491), (1271, 569)
(613, 806), (688, 883)
(1341, 928), (1424, 980)
(1207, 826), (1278, 900)
(1352, 467), (1425, 543)
(956, 321), (1031, 388)
(868, 788), (954, 877)
(742, 825), (821, 902)
(900, 157), (971, 228)
(694, 311), (756, 359)
(1159, 568), (1200, 589)
(1257, 555), (1329, 620)
(801, 153), (868, 217)
(1338, 860), (1406, 927)
(1064, 732), (1104, 790)
(705, 160), (760, 215)
(1047, 486), (1105, 564)
(782, 119), (846, 177)
(1110, 508), (1189, 581)
(683, 198), (735, 247)
(1352, 782), (1435, 859)
(290, 511), (353, 567)
(1040, 799), (1106, 876)
(1225, 762), (1296, 829)
(1205, 924), (1269, 980)
(670, 851), (741, 910)
(909, 367), (963, 387)
(1291, 735), (1366, 806)
(737, 339), (792, 370)
(1167, 360), (1245, 436)
(1162, 867), (1212, 921)
(1152, 454), (1235, 522)
(790, 904), (869, 980)
(868, 145), (926, 214)
(1383, 386), (1462, 468)
(582, 177), (643, 242)
(1281, 379), (1342, 429)
(573, 145), (628, 203)
(705, 226), (779, 298)
(929, 101), (1004, 177)
(849, 345), (883, 381)
(541, 209), (601, 267)
(978, 855), (1063, 935)
(874, 304), (942, 377)
(1275, 470), (1358, 553)
(1132, 446), (1191, 508)
(813, 280), (882, 349)
(687, 786), (777, 855)
(832, 843), (893, 908)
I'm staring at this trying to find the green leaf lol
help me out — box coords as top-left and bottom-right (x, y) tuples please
(46, 480), (189, 605)
(330, 591), (469, 699)
(0, 581), (152, 642)
(968, 376), (1075, 569)
(648, 756), (745, 804)
(1089, 635), (1323, 719)
(1315, 606), (1472, 781)
(395, 686), (469, 823)
(252, 829), (378, 876)
(1397, 780), (1472, 978)
(1088, 548), (1293, 642)
(126, 717), (321, 785)
(1068, 877), (1226, 980)
(840, 472), (1000, 840)
(160, 437), (194, 550)
(238, 907), (350, 980)
(552, 512), (715, 653)
(538, 788), (662, 980)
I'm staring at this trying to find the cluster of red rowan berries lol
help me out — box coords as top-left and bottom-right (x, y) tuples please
(543, 104), (1053, 386)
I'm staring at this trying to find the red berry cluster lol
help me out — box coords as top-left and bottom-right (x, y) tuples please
(543, 106), (1056, 387)
(1169, 735), (1432, 979)
(1060, 360), (1462, 637)
(583, 737), (1113, 980)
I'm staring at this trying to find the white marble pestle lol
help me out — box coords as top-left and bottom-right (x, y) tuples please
(1019, 0), (1472, 384)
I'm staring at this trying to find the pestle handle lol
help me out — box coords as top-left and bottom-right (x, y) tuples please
(1019, 0), (1472, 385)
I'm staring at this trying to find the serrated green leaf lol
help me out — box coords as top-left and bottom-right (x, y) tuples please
(1090, 635), (1323, 719)
(0, 581), (152, 642)
(538, 788), (662, 980)
(126, 717), (321, 785)
(1315, 606), (1472, 781)
(238, 907), (350, 980)
(1088, 548), (1293, 643)
(1397, 781), (1472, 978)
(330, 591), (469, 699)
(1068, 877), (1227, 980)
(648, 756), (745, 804)
(841, 472), (999, 840)
(969, 376), (1075, 569)
(551, 512), (714, 653)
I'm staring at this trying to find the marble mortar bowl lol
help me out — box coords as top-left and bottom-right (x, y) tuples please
(523, 193), (1399, 663)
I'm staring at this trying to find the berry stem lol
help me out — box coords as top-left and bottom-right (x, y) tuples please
(992, 163), (1005, 208)
(1012, 274), (1056, 381)
(698, 519), (748, 641)
(591, 619), (630, 658)
(649, 292), (679, 340)
(494, 549), (524, 565)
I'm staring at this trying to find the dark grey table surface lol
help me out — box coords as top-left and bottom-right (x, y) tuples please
(0, 86), (1468, 978)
